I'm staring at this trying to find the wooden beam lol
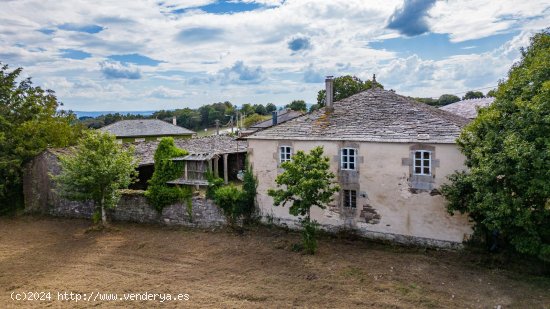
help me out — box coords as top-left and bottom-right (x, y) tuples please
(223, 154), (229, 184)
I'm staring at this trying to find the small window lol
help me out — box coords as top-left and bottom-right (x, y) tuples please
(341, 148), (357, 170)
(343, 190), (357, 208)
(413, 150), (431, 175)
(279, 146), (292, 163)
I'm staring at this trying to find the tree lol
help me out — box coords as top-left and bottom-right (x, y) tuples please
(462, 90), (485, 100)
(145, 137), (190, 211)
(286, 100), (307, 112)
(315, 75), (383, 109)
(438, 94), (461, 106)
(268, 146), (339, 254)
(266, 103), (277, 113)
(441, 30), (550, 261)
(55, 131), (137, 225)
(240, 103), (255, 116)
(486, 89), (497, 97)
(0, 63), (83, 214)
(253, 104), (267, 115)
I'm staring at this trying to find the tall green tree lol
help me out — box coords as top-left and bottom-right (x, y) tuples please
(0, 63), (83, 214)
(462, 90), (485, 100)
(268, 146), (339, 254)
(315, 75), (383, 108)
(441, 30), (550, 261)
(266, 103), (277, 113)
(55, 131), (137, 225)
(438, 94), (461, 106)
(286, 100), (307, 112)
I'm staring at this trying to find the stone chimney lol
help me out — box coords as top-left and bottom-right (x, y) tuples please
(325, 76), (334, 111)
(272, 111), (278, 126)
(172, 116), (177, 126)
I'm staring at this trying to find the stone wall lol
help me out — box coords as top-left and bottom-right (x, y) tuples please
(24, 149), (226, 228)
(49, 193), (226, 228)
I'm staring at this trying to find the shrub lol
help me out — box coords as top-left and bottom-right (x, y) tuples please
(145, 138), (189, 211)
(206, 172), (224, 199)
(213, 185), (245, 227)
(241, 163), (258, 223)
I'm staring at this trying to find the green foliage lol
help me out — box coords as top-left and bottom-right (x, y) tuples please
(145, 137), (190, 211)
(268, 146), (339, 254)
(301, 219), (320, 254)
(213, 185), (246, 227)
(0, 63), (84, 214)
(206, 172), (224, 199)
(286, 100), (307, 112)
(243, 113), (269, 128)
(414, 94), (460, 107)
(486, 89), (497, 97)
(316, 75), (383, 108)
(441, 30), (550, 262)
(462, 90), (485, 100)
(55, 131), (137, 225)
(438, 94), (461, 106)
(268, 146), (339, 218)
(253, 104), (267, 115)
(241, 163), (258, 223)
(265, 103), (277, 113)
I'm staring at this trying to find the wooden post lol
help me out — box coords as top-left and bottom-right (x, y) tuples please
(223, 154), (229, 184)
(214, 157), (219, 177)
(184, 161), (188, 180)
(208, 159), (212, 174)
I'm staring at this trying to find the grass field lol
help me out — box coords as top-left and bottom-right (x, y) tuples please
(0, 217), (549, 308)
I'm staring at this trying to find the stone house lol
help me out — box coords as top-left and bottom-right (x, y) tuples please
(100, 118), (195, 143)
(245, 78), (473, 247)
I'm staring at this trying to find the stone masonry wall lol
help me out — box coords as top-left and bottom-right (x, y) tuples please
(49, 193), (226, 228)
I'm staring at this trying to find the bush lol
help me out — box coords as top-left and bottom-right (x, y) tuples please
(145, 138), (189, 211)
(241, 163), (258, 223)
(301, 219), (320, 255)
(213, 185), (245, 227)
(206, 172), (224, 199)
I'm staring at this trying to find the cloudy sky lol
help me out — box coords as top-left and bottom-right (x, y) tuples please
(1, 0), (548, 111)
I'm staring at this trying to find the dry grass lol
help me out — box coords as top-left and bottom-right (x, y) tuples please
(0, 217), (549, 308)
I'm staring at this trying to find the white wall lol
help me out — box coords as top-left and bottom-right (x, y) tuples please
(248, 139), (472, 246)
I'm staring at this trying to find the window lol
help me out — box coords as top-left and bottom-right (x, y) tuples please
(343, 190), (357, 208)
(413, 150), (431, 175)
(279, 146), (292, 163)
(341, 148), (357, 170)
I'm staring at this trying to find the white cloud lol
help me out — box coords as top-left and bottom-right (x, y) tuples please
(0, 0), (547, 110)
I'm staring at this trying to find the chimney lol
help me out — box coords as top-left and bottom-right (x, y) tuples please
(325, 76), (334, 111)
(172, 116), (177, 126)
(272, 111), (278, 126)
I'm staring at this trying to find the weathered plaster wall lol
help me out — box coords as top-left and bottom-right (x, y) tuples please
(248, 139), (473, 248)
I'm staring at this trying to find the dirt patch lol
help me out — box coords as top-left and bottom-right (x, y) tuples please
(0, 217), (548, 308)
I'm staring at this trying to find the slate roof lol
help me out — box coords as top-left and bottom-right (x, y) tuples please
(132, 135), (247, 166)
(439, 97), (495, 119)
(247, 88), (469, 143)
(99, 119), (195, 137)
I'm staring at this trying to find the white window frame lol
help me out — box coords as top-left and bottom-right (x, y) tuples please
(279, 146), (292, 163)
(413, 150), (432, 175)
(343, 190), (357, 208)
(341, 148), (357, 170)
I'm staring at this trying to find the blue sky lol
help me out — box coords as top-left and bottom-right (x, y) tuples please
(1, 0), (548, 111)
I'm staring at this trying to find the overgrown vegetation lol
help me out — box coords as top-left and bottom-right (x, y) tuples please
(268, 146), (339, 254)
(0, 63), (84, 214)
(55, 131), (137, 225)
(210, 163), (257, 228)
(441, 30), (550, 262)
(145, 137), (192, 211)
